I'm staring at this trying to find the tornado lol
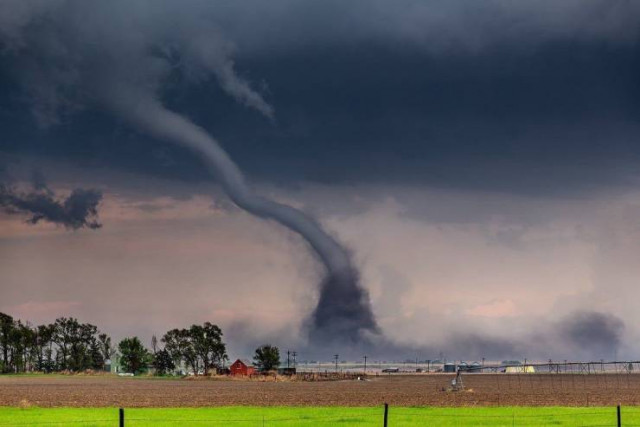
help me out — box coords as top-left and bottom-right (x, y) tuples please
(0, 0), (378, 344)
(107, 88), (378, 344)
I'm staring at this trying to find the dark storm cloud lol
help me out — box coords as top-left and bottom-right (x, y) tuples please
(0, 1), (639, 196)
(233, 43), (640, 195)
(0, 182), (102, 230)
(371, 312), (625, 361)
(0, 165), (102, 229)
(559, 311), (624, 357)
(443, 333), (523, 360)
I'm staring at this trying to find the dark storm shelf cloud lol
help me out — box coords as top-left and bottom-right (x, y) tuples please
(1, 1), (639, 196)
(185, 0), (640, 54)
(2, 45), (640, 196)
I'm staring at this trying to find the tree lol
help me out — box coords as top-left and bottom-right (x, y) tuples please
(161, 323), (228, 376)
(88, 337), (105, 370)
(0, 313), (106, 374)
(69, 323), (98, 371)
(35, 324), (55, 372)
(0, 313), (14, 373)
(118, 337), (151, 375)
(50, 318), (100, 372)
(98, 333), (113, 362)
(16, 322), (35, 372)
(52, 318), (76, 371)
(151, 335), (158, 354)
(152, 349), (175, 375)
(8, 322), (25, 372)
(253, 344), (280, 372)
(189, 323), (227, 375)
(162, 328), (197, 374)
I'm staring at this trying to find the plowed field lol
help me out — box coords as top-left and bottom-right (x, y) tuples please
(1, 374), (640, 407)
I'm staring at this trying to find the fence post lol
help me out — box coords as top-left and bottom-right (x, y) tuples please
(617, 405), (621, 427)
(383, 403), (388, 427)
(119, 407), (124, 427)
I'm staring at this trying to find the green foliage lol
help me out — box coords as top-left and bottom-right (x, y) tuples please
(0, 312), (110, 374)
(0, 312), (14, 373)
(118, 337), (151, 375)
(162, 328), (197, 373)
(152, 349), (175, 375)
(0, 312), (230, 377)
(162, 322), (227, 375)
(35, 324), (55, 372)
(189, 322), (227, 375)
(53, 317), (104, 371)
(253, 344), (280, 372)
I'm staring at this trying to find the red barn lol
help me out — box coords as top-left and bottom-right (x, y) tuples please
(230, 359), (256, 376)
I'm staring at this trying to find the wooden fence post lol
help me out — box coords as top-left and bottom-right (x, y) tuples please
(119, 407), (124, 427)
(617, 404), (621, 427)
(383, 403), (388, 427)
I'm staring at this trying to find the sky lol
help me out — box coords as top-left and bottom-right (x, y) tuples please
(1, 0), (640, 361)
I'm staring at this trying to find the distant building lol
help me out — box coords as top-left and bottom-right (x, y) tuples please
(106, 353), (121, 373)
(230, 359), (256, 376)
(278, 367), (296, 376)
(458, 361), (483, 373)
(444, 363), (457, 373)
(216, 367), (231, 375)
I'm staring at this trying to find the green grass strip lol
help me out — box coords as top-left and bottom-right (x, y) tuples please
(1, 406), (639, 426)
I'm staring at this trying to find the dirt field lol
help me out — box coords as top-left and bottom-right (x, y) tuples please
(2, 374), (640, 407)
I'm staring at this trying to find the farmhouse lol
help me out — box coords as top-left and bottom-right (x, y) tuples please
(230, 359), (256, 376)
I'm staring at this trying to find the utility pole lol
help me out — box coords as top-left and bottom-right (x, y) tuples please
(334, 354), (339, 372)
(292, 351), (297, 369)
(363, 355), (367, 375)
(287, 350), (290, 369)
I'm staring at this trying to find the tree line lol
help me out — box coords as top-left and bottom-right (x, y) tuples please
(0, 312), (279, 375)
(0, 312), (111, 373)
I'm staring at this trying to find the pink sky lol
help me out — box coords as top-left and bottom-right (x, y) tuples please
(1, 175), (638, 359)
